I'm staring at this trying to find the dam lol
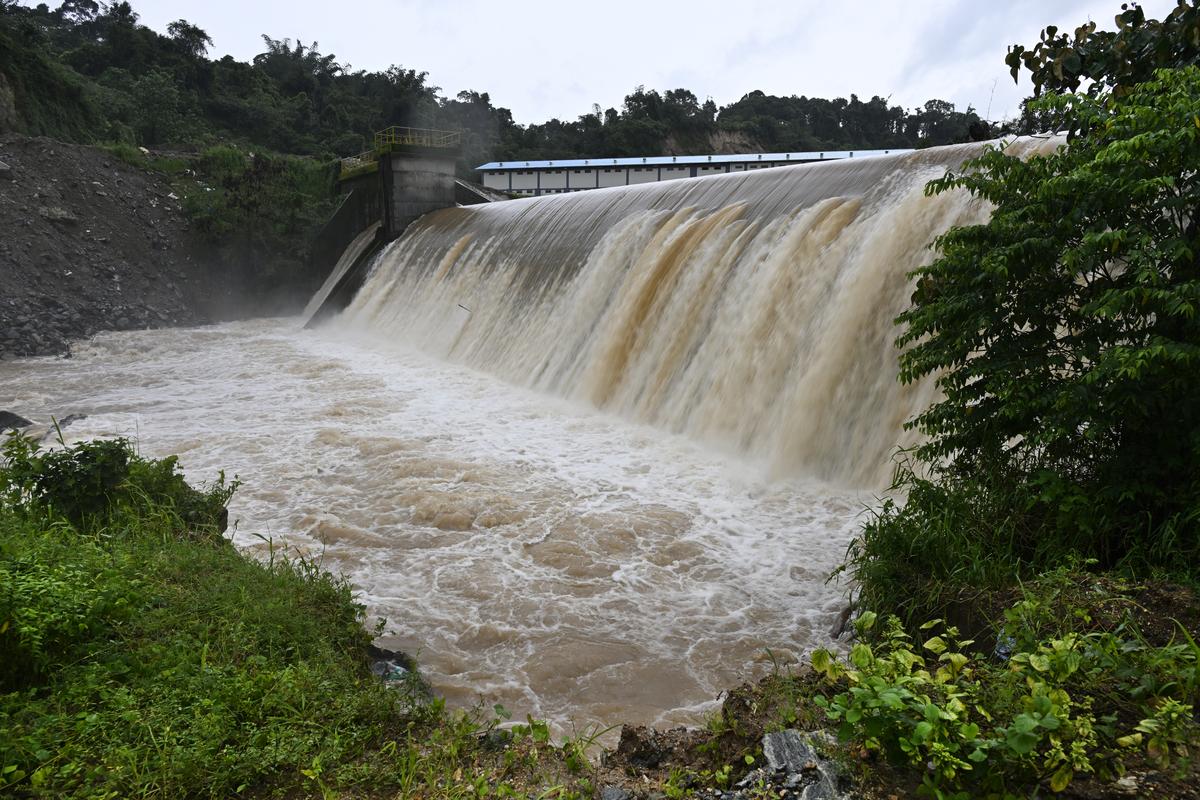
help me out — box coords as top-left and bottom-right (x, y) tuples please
(0, 139), (1055, 731)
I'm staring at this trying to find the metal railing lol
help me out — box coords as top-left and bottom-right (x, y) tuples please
(373, 126), (461, 150)
(338, 126), (462, 180)
(339, 150), (379, 179)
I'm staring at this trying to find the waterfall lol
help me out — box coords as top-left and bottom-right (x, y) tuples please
(329, 139), (1057, 488)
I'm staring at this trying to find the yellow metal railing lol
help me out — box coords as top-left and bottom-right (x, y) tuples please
(339, 150), (378, 178)
(373, 126), (461, 150)
(338, 126), (462, 180)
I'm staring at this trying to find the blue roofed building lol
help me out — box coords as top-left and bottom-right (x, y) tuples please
(475, 149), (912, 197)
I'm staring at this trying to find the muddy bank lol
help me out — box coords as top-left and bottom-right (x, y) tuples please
(0, 135), (257, 358)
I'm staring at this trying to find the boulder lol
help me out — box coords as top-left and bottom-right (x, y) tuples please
(756, 730), (848, 800)
(38, 205), (79, 224)
(763, 729), (818, 773)
(0, 410), (33, 430)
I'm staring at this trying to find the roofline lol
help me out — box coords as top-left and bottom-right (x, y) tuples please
(475, 149), (912, 171)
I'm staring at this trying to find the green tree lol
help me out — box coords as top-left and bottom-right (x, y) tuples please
(166, 18), (211, 58)
(870, 69), (1200, 599)
(1006, 1), (1200, 100)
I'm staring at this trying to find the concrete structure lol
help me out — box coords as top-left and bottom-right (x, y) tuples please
(337, 126), (464, 240)
(380, 152), (458, 239)
(476, 149), (912, 197)
(309, 127), (467, 324)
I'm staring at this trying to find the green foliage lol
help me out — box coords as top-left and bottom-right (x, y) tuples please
(180, 145), (337, 286)
(851, 68), (1200, 621)
(1007, 1), (1200, 101)
(0, 12), (105, 140)
(1, 432), (234, 535)
(811, 606), (1198, 798)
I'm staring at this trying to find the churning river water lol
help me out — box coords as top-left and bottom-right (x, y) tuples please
(0, 319), (863, 731)
(2, 139), (1065, 732)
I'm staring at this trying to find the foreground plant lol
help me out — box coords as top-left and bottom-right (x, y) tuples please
(811, 608), (1198, 798)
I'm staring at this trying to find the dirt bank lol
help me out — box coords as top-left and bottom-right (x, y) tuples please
(0, 134), (250, 358)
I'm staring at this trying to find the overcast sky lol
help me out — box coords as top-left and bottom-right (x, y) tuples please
(128, 0), (1178, 124)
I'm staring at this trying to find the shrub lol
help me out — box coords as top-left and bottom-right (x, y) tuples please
(849, 68), (1200, 623)
(811, 606), (1198, 798)
(0, 432), (234, 535)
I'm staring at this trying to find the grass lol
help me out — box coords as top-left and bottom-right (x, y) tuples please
(100, 140), (338, 296)
(0, 434), (599, 799)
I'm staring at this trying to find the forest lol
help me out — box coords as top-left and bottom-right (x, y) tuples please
(0, 0), (994, 176)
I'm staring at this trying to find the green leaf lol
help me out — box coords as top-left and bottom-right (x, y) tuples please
(1050, 764), (1074, 792)
(850, 643), (874, 669)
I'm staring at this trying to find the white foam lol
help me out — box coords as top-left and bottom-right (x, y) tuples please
(0, 319), (862, 732)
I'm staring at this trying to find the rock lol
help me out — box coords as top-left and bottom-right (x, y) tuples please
(799, 769), (841, 800)
(1114, 775), (1139, 795)
(829, 604), (853, 638)
(763, 729), (818, 773)
(758, 730), (847, 800)
(58, 413), (88, 428)
(38, 205), (79, 224)
(366, 644), (417, 681)
(0, 410), (33, 430)
(0, 160), (12, 180)
(734, 767), (768, 790)
(600, 787), (632, 800)
(614, 725), (671, 769)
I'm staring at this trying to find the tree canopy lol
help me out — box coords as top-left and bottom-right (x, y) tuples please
(851, 1), (1200, 625)
(1, 0), (992, 175)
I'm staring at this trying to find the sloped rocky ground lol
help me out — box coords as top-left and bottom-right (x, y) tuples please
(0, 135), (234, 358)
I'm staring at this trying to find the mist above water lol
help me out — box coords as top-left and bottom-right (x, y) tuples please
(336, 142), (1055, 486)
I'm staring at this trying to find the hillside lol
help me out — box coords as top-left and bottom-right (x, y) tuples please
(0, 2), (996, 181)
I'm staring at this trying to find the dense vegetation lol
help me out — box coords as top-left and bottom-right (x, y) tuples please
(0, 0), (992, 180)
(849, 3), (1200, 629)
(810, 4), (1200, 796)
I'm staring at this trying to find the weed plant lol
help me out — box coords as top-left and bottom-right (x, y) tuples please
(810, 595), (1199, 799)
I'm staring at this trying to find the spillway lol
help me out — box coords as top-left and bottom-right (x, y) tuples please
(334, 141), (1056, 487)
(0, 138), (1059, 733)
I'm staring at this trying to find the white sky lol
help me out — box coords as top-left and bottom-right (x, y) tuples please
(125, 0), (1178, 123)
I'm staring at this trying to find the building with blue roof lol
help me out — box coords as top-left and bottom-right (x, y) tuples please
(475, 149), (911, 196)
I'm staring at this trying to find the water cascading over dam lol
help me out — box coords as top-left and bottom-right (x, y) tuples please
(0, 138), (1061, 733)
(332, 140), (1054, 487)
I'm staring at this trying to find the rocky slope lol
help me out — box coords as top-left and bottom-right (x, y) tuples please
(0, 135), (240, 358)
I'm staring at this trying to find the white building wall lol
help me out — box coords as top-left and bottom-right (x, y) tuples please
(569, 168), (597, 189)
(482, 171), (509, 191)
(511, 171), (538, 192)
(539, 170), (567, 190)
(659, 167), (689, 181)
(628, 167), (656, 185)
(597, 168), (626, 188)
